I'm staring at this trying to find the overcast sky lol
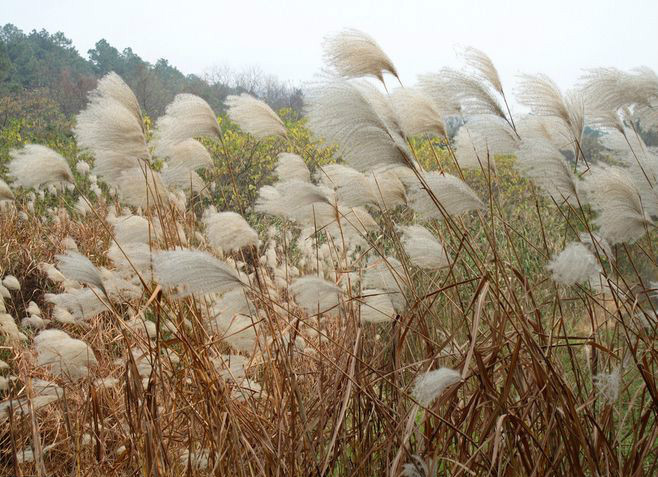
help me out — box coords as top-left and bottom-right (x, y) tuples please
(4, 0), (658, 93)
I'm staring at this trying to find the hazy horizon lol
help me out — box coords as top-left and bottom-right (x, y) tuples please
(4, 0), (658, 95)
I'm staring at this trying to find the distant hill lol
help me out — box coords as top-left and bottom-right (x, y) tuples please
(0, 23), (303, 119)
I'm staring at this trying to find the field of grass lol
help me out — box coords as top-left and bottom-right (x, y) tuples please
(0, 30), (657, 477)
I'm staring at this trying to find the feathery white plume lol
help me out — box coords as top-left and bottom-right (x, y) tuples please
(391, 87), (446, 138)
(115, 166), (169, 208)
(359, 289), (396, 323)
(424, 69), (507, 119)
(516, 138), (579, 205)
(0, 313), (27, 342)
(75, 73), (148, 186)
(8, 145), (73, 189)
(2, 275), (20, 291)
(547, 242), (600, 286)
(408, 172), (484, 219)
(153, 249), (244, 297)
(289, 276), (342, 315)
(226, 93), (286, 139)
(593, 368), (621, 404)
(517, 74), (584, 147)
(0, 179), (14, 201)
(255, 180), (331, 222)
(210, 289), (259, 352)
(583, 166), (652, 244)
(463, 47), (504, 96)
(363, 257), (406, 312)
(164, 138), (213, 171)
(153, 94), (221, 156)
(56, 251), (105, 292)
(323, 29), (398, 83)
(35, 329), (97, 380)
(306, 78), (412, 172)
(454, 115), (519, 170)
(275, 153), (310, 182)
(401, 225), (450, 270)
(204, 211), (259, 253)
(45, 288), (109, 322)
(161, 164), (206, 195)
(412, 368), (461, 407)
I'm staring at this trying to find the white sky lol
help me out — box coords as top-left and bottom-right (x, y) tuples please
(4, 0), (658, 93)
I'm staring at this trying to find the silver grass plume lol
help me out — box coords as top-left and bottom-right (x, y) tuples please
(255, 180), (332, 222)
(115, 166), (169, 209)
(8, 145), (74, 189)
(408, 171), (484, 219)
(204, 210), (259, 253)
(45, 288), (109, 322)
(463, 47), (504, 96)
(161, 164), (206, 196)
(306, 78), (412, 172)
(0, 179), (14, 201)
(547, 242), (600, 286)
(600, 129), (658, 217)
(401, 225), (450, 270)
(517, 74), (584, 148)
(363, 256), (406, 312)
(225, 93), (286, 139)
(579, 232), (614, 261)
(422, 69), (507, 119)
(210, 288), (258, 352)
(56, 251), (106, 293)
(92, 71), (142, 123)
(323, 29), (399, 83)
(454, 115), (519, 170)
(275, 153), (310, 182)
(516, 138), (579, 205)
(580, 67), (658, 129)
(359, 289), (396, 323)
(290, 276), (343, 315)
(413, 368), (461, 407)
(34, 329), (97, 380)
(153, 249), (244, 297)
(75, 73), (148, 186)
(583, 166), (652, 244)
(390, 87), (446, 138)
(164, 138), (213, 171)
(153, 94), (221, 156)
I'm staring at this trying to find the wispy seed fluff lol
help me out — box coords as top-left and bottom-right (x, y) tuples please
(412, 368), (461, 407)
(401, 225), (450, 270)
(56, 251), (105, 292)
(34, 329), (97, 380)
(323, 29), (399, 83)
(289, 276), (343, 315)
(2, 275), (20, 291)
(408, 172), (484, 220)
(390, 87), (446, 138)
(153, 249), (244, 297)
(153, 94), (221, 156)
(275, 153), (311, 182)
(0, 179), (14, 201)
(226, 93), (286, 139)
(204, 210), (259, 253)
(8, 145), (74, 189)
(547, 242), (600, 286)
(305, 79), (412, 172)
(454, 115), (519, 170)
(516, 138), (579, 205)
(593, 367), (621, 404)
(74, 72), (148, 186)
(359, 289), (396, 323)
(583, 166), (652, 244)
